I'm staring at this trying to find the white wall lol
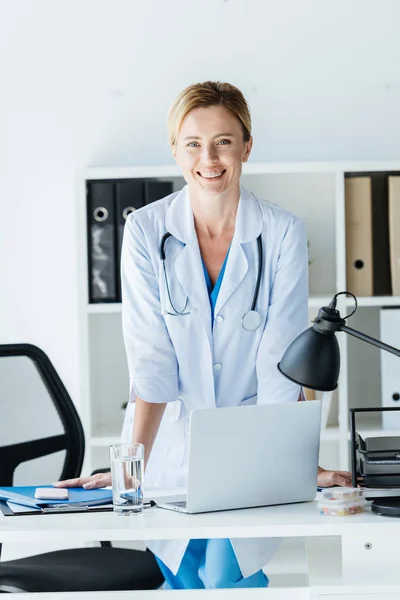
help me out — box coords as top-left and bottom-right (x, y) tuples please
(1, 0), (400, 412)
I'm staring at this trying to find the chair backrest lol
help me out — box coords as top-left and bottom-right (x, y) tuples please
(0, 344), (85, 486)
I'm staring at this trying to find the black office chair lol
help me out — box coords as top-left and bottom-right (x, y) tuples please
(0, 344), (164, 593)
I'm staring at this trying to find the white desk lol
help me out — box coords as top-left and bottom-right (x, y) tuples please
(1, 497), (400, 599)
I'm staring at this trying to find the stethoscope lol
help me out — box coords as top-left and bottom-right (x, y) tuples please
(160, 232), (263, 332)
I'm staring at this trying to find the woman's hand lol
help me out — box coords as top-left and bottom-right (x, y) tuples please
(317, 466), (353, 488)
(53, 472), (111, 489)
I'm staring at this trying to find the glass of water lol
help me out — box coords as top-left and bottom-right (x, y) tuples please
(110, 443), (144, 514)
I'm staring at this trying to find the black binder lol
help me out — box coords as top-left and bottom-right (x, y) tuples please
(115, 179), (173, 301)
(144, 180), (173, 204)
(115, 180), (145, 301)
(116, 179), (145, 265)
(87, 181), (118, 303)
(371, 174), (391, 296)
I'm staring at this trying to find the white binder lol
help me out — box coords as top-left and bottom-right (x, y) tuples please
(380, 308), (400, 429)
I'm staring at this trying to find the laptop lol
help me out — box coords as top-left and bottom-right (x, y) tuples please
(156, 400), (321, 514)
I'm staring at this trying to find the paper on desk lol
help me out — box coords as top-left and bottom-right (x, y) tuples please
(7, 502), (41, 514)
(360, 487), (400, 498)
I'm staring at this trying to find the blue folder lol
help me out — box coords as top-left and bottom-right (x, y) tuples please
(0, 486), (113, 509)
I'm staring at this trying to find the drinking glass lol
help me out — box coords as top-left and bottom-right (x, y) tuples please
(110, 443), (144, 514)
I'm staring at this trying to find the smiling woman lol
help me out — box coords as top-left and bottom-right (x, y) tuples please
(55, 80), (350, 591)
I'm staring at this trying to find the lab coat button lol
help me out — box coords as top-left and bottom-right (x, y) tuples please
(213, 363), (222, 370)
(216, 315), (224, 323)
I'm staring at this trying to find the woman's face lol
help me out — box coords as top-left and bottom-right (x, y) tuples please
(173, 105), (252, 199)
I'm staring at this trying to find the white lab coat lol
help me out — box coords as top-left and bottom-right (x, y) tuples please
(120, 185), (308, 578)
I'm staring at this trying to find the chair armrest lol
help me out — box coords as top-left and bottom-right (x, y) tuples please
(90, 468), (110, 476)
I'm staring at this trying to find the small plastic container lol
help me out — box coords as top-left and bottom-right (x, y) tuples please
(321, 487), (363, 502)
(317, 487), (367, 516)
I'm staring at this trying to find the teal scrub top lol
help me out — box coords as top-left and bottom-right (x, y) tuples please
(202, 248), (230, 322)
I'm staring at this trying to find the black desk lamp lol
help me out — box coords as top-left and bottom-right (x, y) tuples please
(278, 291), (400, 517)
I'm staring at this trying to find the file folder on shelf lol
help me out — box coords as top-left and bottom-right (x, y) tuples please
(380, 308), (400, 430)
(87, 181), (118, 303)
(388, 176), (400, 296)
(345, 175), (391, 297)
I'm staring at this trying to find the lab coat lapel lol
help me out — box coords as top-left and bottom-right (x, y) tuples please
(165, 187), (212, 343)
(213, 241), (248, 318)
(214, 187), (263, 317)
(174, 243), (212, 342)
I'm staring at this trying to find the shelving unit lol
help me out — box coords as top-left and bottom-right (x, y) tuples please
(77, 161), (400, 475)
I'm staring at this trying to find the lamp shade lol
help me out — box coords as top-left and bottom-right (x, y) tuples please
(278, 326), (340, 391)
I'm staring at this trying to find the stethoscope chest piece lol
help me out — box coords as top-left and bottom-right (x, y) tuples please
(242, 310), (261, 332)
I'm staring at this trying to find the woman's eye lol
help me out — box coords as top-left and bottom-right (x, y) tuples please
(218, 139), (230, 145)
(187, 142), (199, 147)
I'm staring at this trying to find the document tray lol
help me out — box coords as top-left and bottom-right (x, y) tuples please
(356, 433), (400, 487)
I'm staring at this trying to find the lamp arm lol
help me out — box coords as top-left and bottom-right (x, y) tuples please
(340, 325), (400, 358)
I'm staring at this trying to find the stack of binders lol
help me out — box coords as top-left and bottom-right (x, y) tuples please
(345, 173), (400, 297)
(87, 178), (173, 303)
(380, 307), (400, 429)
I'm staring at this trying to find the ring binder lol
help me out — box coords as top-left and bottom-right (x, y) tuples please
(87, 181), (118, 303)
(115, 180), (145, 301)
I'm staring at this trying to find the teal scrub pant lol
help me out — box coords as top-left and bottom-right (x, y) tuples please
(155, 539), (269, 589)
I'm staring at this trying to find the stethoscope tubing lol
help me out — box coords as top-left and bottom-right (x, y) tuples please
(160, 232), (263, 327)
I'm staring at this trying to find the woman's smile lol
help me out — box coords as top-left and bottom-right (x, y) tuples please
(197, 169), (226, 180)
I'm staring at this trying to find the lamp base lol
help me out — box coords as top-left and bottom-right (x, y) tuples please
(371, 497), (400, 517)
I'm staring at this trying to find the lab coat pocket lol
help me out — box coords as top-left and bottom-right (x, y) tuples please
(240, 394), (257, 406)
(167, 398), (184, 421)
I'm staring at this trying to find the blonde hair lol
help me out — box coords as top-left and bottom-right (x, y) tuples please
(168, 81), (251, 147)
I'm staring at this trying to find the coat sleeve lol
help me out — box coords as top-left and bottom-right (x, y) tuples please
(256, 217), (309, 404)
(121, 214), (179, 404)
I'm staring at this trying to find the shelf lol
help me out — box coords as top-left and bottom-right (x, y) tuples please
(345, 296), (400, 308)
(81, 166), (400, 474)
(84, 160), (400, 181)
(88, 303), (122, 314)
(308, 296), (333, 309)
